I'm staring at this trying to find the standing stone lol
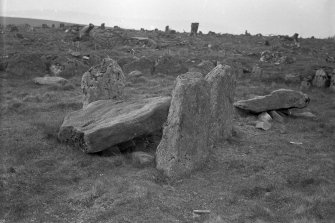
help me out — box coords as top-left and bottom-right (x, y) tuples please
(156, 72), (210, 178)
(79, 23), (94, 39)
(191, 23), (199, 36)
(312, 69), (328, 88)
(205, 65), (236, 148)
(81, 58), (125, 108)
(100, 23), (105, 30)
(165, 25), (169, 32)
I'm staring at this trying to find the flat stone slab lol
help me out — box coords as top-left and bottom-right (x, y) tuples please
(33, 76), (68, 86)
(58, 96), (171, 153)
(234, 89), (310, 113)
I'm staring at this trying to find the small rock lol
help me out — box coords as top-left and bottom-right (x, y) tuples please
(291, 111), (316, 119)
(269, 110), (284, 123)
(132, 151), (155, 167)
(33, 76), (68, 86)
(255, 121), (272, 131)
(50, 64), (63, 76)
(258, 112), (272, 122)
(312, 69), (328, 88)
(128, 70), (143, 77)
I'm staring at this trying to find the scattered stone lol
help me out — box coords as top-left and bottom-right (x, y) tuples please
(260, 50), (272, 62)
(132, 151), (155, 167)
(156, 72), (210, 178)
(81, 58), (126, 108)
(291, 111), (317, 119)
(191, 22), (199, 36)
(205, 65), (236, 147)
(69, 50), (81, 57)
(33, 76), (68, 86)
(312, 69), (328, 88)
(234, 89), (310, 113)
(128, 70), (143, 77)
(255, 121), (272, 131)
(79, 23), (94, 39)
(269, 110), (284, 123)
(58, 96), (171, 153)
(326, 55), (335, 63)
(258, 112), (272, 122)
(50, 64), (64, 76)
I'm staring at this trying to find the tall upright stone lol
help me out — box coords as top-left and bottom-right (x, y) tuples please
(81, 58), (125, 108)
(156, 72), (210, 178)
(205, 65), (236, 148)
(191, 23), (199, 36)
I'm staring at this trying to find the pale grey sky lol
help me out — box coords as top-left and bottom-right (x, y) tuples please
(1, 0), (334, 37)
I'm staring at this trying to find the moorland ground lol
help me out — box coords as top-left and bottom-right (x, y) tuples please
(1, 24), (335, 223)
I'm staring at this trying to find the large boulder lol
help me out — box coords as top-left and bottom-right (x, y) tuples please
(81, 58), (126, 108)
(234, 89), (310, 113)
(58, 96), (171, 153)
(205, 65), (236, 148)
(156, 72), (210, 178)
(33, 76), (68, 86)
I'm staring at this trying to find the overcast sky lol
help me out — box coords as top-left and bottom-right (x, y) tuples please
(1, 0), (334, 38)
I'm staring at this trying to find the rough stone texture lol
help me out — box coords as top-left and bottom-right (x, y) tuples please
(312, 69), (328, 88)
(205, 65), (236, 148)
(269, 110), (284, 123)
(234, 89), (310, 113)
(58, 96), (171, 153)
(156, 72), (210, 178)
(81, 58), (125, 108)
(196, 60), (215, 75)
(33, 76), (68, 86)
(258, 112), (272, 122)
(255, 121), (272, 131)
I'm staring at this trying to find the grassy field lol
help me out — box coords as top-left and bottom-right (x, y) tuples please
(0, 23), (335, 223)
